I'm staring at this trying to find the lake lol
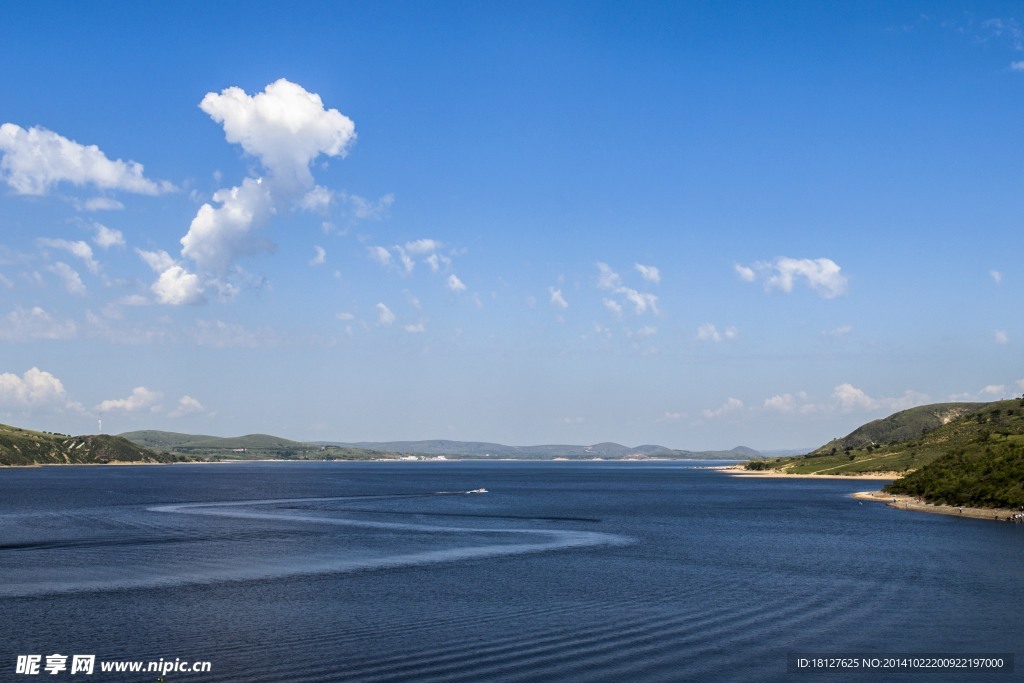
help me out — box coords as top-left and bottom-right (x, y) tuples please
(1, 461), (1021, 681)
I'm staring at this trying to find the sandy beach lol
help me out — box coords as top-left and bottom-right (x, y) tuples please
(709, 464), (901, 480)
(853, 490), (1023, 522)
(710, 465), (1023, 523)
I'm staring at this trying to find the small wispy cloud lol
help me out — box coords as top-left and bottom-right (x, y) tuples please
(762, 391), (817, 415)
(169, 395), (205, 418)
(596, 262), (659, 315)
(696, 323), (737, 342)
(37, 238), (99, 273)
(602, 298), (622, 318)
(634, 263), (661, 284)
(48, 262), (86, 296)
(549, 287), (568, 310)
(823, 324), (854, 338)
(368, 245), (392, 267)
(736, 257), (848, 298)
(93, 224), (125, 249)
(447, 274), (466, 292)
(702, 397), (743, 420)
(832, 383), (929, 413)
(376, 302), (395, 326)
(309, 245), (326, 266)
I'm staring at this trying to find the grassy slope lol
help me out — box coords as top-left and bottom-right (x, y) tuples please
(1, 424), (177, 466)
(745, 399), (1024, 509)
(120, 430), (393, 461)
(747, 399), (1024, 475)
(883, 401), (1024, 508)
(810, 403), (983, 454)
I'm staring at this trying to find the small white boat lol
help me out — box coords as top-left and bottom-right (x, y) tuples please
(466, 488), (488, 494)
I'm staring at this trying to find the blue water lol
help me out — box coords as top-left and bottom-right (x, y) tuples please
(1, 461), (1021, 682)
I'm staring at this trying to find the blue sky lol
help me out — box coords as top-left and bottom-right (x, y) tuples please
(1, 1), (1022, 450)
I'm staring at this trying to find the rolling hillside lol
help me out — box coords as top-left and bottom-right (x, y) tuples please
(1, 424), (177, 466)
(809, 403), (983, 454)
(119, 430), (393, 460)
(745, 399), (1024, 486)
(883, 400), (1024, 508)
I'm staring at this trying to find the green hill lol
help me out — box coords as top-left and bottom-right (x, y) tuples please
(883, 400), (1024, 508)
(1, 423), (178, 466)
(120, 430), (393, 460)
(811, 403), (983, 453)
(117, 430), (219, 450)
(746, 398), (1024, 477)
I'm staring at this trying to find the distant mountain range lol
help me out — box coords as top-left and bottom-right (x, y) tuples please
(1, 425), (786, 467)
(315, 439), (761, 459)
(120, 431), (764, 460)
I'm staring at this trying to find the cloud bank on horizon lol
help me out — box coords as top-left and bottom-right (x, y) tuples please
(0, 2), (1021, 449)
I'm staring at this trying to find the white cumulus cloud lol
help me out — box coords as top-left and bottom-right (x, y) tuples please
(174, 79), (356, 281)
(152, 265), (205, 306)
(0, 367), (70, 409)
(93, 224), (125, 249)
(95, 386), (162, 413)
(180, 177), (274, 273)
(199, 78), (356, 192)
(310, 245), (326, 266)
(0, 123), (174, 196)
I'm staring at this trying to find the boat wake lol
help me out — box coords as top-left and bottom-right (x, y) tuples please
(1, 492), (630, 597)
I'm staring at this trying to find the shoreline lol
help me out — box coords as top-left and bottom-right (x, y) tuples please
(853, 490), (1023, 523)
(708, 464), (901, 480)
